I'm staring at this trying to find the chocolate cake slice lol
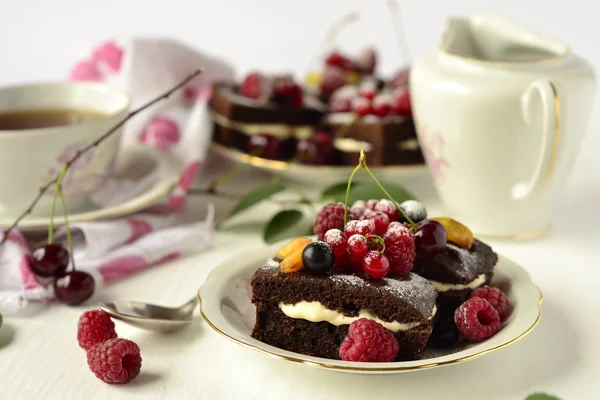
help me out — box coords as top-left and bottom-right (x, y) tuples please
(325, 113), (424, 166)
(210, 82), (326, 160)
(251, 259), (437, 361)
(412, 240), (499, 347)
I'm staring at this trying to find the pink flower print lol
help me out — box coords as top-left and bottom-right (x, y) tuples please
(157, 252), (180, 264)
(126, 217), (153, 243)
(5, 230), (29, 251)
(420, 128), (449, 182)
(69, 59), (103, 82)
(179, 161), (201, 191)
(92, 40), (123, 73)
(182, 85), (199, 105)
(97, 255), (148, 284)
(19, 255), (41, 291)
(140, 117), (181, 151)
(167, 192), (185, 211)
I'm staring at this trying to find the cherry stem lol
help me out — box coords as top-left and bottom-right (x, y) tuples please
(365, 234), (386, 254)
(343, 163), (362, 225)
(56, 167), (73, 257)
(0, 68), (203, 247)
(47, 181), (59, 245)
(360, 151), (417, 229)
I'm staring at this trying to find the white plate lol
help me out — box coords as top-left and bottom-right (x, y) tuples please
(199, 242), (543, 374)
(211, 142), (430, 189)
(0, 145), (183, 230)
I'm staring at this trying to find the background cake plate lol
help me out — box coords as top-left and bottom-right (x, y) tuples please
(198, 242), (543, 375)
(211, 142), (430, 189)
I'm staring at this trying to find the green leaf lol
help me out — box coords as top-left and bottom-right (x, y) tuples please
(226, 182), (286, 220)
(347, 181), (416, 205)
(263, 209), (305, 244)
(525, 394), (561, 400)
(321, 181), (355, 201)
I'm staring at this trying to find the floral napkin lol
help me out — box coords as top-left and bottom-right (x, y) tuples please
(0, 38), (234, 315)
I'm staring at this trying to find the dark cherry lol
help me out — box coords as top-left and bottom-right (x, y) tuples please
(53, 271), (95, 306)
(295, 131), (333, 165)
(247, 134), (281, 159)
(29, 244), (70, 278)
(272, 77), (304, 107)
(302, 241), (334, 274)
(414, 219), (447, 259)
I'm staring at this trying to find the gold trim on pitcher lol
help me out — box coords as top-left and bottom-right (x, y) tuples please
(542, 82), (561, 190)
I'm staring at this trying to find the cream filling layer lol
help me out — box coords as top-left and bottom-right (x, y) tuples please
(211, 112), (315, 140)
(278, 301), (436, 333)
(428, 273), (487, 293)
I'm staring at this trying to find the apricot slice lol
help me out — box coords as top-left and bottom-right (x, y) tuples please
(275, 237), (312, 259)
(280, 245), (306, 273)
(433, 217), (474, 249)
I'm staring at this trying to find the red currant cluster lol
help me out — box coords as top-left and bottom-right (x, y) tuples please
(29, 243), (95, 305)
(316, 199), (448, 279)
(240, 72), (304, 108)
(329, 80), (412, 117)
(318, 48), (377, 98)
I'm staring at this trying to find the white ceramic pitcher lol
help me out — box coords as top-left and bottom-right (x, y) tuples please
(410, 14), (596, 238)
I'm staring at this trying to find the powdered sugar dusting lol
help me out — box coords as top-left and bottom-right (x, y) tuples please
(447, 243), (482, 278)
(261, 258), (280, 271)
(323, 229), (345, 247)
(330, 272), (436, 318)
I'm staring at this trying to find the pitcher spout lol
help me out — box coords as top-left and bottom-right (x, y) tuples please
(440, 14), (570, 62)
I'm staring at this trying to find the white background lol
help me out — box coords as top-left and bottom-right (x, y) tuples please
(1, 0), (599, 83)
(1, 1), (600, 399)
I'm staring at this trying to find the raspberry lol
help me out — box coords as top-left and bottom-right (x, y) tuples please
(366, 199), (379, 210)
(344, 219), (376, 237)
(470, 286), (509, 321)
(392, 89), (412, 116)
(314, 202), (353, 239)
(339, 318), (399, 362)
(455, 298), (501, 342)
(351, 96), (372, 117)
(325, 51), (352, 70)
(361, 209), (389, 235)
(347, 234), (368, 264)
(87, 338), (142, 384)
(349, 200), (367, 219)
(362, 251), (390, 279)
(354, 48), (377, 74)
(374, 199), (398, 222)
(324, 229), (348, 265)
(383, 224), (416, 275)
(240, 72), (266, 99)
(320, 67), (347, 98)
(77, 310), (118, 350)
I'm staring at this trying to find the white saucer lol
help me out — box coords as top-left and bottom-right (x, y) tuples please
(0, 145), (183, 230)
(198, 242), (543, 374)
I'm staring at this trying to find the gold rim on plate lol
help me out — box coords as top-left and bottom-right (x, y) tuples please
(211, 142), (428, 173)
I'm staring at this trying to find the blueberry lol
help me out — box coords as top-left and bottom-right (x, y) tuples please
(302, 241), (334, 274)
(399, 200), (427, 223)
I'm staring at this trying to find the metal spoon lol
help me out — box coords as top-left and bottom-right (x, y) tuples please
(100, 297), (199, 333)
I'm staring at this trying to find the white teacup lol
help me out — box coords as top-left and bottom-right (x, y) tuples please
(0, 82), (130, 218)
(411, 15), (596, 238)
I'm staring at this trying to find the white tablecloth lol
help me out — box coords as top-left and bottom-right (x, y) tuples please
(1, 108), (599, 399)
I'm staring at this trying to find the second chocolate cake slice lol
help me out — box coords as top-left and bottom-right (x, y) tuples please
(251, 259), (438, 361)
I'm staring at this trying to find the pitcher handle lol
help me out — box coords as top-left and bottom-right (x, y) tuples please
(516, 79), (561, 198)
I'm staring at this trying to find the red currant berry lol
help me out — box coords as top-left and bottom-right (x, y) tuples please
(54, 271), (95, 306)
(347, 234), (368, 262)
(358, 80), (378, 100)
(414, 219), (447, 259)
(30, 244), (70, 278)
(362, 251), (390, 279)
(392, 89), (412, 116)
(372, 93), (393, 117)
(247, 134), (281, 159)
(323, 229), (348, 265)
(361, 209), (389, 235)
(351, 97), (372, 117)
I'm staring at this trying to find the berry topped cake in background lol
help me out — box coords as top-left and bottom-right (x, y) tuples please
(210, 73), (326, 161)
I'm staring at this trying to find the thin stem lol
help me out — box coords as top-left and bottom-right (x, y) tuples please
(47, 185), (59, 244)
(56, 180), (73, 256)
(363, 164), (416, 228)
(343, 164), (362, 225)
(365, 234), (386, 254)
(0, 69), (203, 246)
